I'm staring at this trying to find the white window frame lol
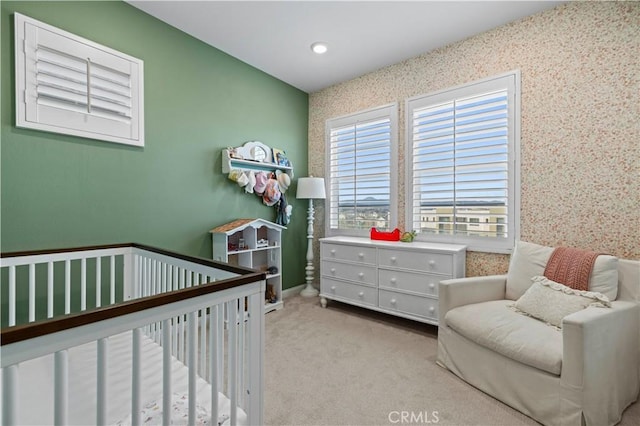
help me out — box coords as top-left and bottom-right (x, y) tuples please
(405, 71), (520, 253)
(325, 103), (399, 237)
(14, 13), (144, 147)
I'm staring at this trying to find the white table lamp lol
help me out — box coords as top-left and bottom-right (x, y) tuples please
(296, 177), (326, 297)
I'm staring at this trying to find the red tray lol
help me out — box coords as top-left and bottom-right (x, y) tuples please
(370, 227), (401, 241)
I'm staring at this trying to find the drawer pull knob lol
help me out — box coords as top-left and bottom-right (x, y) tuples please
(331, 286), (336, 291)
(358, 252), (364, 258)
(390, 256), (397, 263)
(429, 260), (436, 267)
(429, 283), (435, 289)
(429, 306), (435, 312)
(358, 272), (364, 278)
(358, 291), (364, 297)
(390, 278), (397, 285)
(390, 298), (396, 304)
(331, 249), (336, 255)
(331, 268), (336, 274)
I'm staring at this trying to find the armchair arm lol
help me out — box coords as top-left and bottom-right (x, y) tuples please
(561, 301), (640, 424)
(438, 275), (507, 325)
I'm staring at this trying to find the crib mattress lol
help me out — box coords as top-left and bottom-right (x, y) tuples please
(3, 330), (246, 425)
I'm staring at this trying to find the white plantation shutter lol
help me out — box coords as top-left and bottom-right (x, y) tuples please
(326, 104), (398, 236)
(15, 13), (144, 147)
(406, 72), (520, 252)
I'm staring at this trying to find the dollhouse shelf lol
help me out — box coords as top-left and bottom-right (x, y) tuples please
(210, 218), (286, 313)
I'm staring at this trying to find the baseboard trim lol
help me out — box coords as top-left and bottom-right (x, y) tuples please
(282, 284), (307, 299)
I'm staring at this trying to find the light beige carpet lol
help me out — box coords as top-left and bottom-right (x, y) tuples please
(264, 295), (640, 426)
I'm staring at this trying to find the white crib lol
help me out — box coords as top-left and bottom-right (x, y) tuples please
(0, 243), (265, 426)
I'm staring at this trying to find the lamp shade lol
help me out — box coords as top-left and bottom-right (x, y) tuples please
(296, 177), (326, 200)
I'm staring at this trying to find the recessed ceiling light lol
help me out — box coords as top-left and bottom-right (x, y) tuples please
(311, 42), (328, 55)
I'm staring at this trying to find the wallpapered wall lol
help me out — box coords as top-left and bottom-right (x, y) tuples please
(308, 1), (639, 276)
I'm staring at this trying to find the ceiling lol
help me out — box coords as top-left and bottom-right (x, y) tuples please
(127, 1), (564, 93)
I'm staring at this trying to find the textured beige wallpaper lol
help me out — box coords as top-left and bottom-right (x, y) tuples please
(308, 1), (639, 276)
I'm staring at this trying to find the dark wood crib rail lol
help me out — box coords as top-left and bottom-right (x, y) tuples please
(0, 242), (266, 346)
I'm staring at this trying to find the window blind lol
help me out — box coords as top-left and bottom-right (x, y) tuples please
(326, 105), (397, 234)
(406, 72), (519, 252)
(36, 45), (133, 121)
(15, 13), (144, 147)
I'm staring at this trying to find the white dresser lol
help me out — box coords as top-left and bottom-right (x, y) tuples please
(319, 236), (466, 325)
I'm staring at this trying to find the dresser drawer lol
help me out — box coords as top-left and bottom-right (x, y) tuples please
(321, 278), (378, 307)
(379, 289), (438, 321)
(321, 243), (377, 265)
(322, 260), (377, 285)
(378, 248), (453, 275)
(378, 269), (443, 297)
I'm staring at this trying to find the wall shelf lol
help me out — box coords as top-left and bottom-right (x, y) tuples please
(222, 142), (293, 177)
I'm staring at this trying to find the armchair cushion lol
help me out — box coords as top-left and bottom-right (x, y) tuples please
(514, 276), (611, 328)
(506, 241), (619, 301)
(506, 241), (554, 300)
(444, 300), (563, 375)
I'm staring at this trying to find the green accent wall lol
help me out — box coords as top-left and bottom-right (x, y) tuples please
(1, 1), (309, 289)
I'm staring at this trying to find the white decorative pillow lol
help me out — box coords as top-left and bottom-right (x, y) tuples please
(589, 255), (618, 300)
(513, 276), (611, 328)
(506, 241), (554, 300)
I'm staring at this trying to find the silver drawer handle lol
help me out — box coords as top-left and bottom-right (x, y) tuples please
(331, 249), (336, 255)
(390, 277), (397, 285)
(358, 291), (364, 297)
(429, 306), (435, 312)
(331, 268), (336, 274)
(390, 256), (397, 263)
(429, 283), (435, 289)
(358, 272), (364, 278)
(331, 286), (336, 291)
(390, 298), (396, 304)
(358, 252), (364, 258)
(428, 260), (436, 267)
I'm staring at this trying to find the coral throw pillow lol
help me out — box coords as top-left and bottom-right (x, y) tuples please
(543, 247), (600, 291)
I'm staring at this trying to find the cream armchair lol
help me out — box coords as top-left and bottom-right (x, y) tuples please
(437, 242), (640, 426)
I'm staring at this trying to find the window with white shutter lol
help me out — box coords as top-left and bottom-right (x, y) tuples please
(406, 72), (520, 253)
(14, 13), (144, 147)
(325, 104), (398, 236)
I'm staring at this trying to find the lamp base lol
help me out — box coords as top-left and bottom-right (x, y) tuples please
(300, 284), (319, 298)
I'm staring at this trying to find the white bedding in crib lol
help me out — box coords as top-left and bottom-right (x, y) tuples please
(8, 330), (245, 426)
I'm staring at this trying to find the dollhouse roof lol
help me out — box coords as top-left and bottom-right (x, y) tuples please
(209, 218), (285, 234)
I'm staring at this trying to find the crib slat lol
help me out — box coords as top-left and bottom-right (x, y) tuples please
(228, 300), (238, 426)
(97, 338), (108, 426)
(54, 350), (69, 426)
(47, 261), (54, 318)
(247, 291), (264, 425)
(210, 304), (219, 425)
(110, 255), (116, 305)
(188, 311), (197, 425)
(217, 303), (225, 391)
(2, 364), (19, 425)
(65, 260), (71, 314)
(8, 265), (16, 326)
(29, 263), (35, 322)
(96, 257), (102, 308)
(132, 328), (142, 426)
(200, 308), (206, 377)
(238, 299), (245, 408)
(81, 258), (87, 311)
(162, 319), (172, 426)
